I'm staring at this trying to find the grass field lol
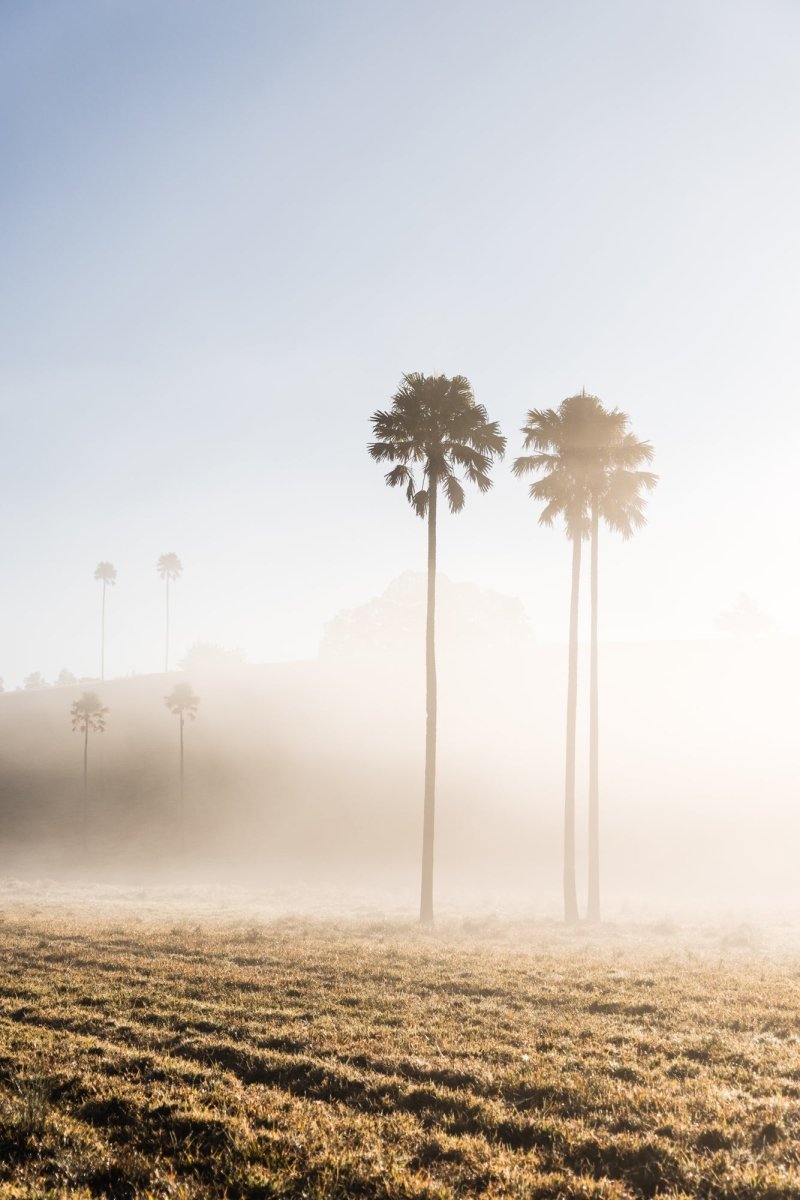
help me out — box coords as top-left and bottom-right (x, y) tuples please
(1, 903), (799, 1198)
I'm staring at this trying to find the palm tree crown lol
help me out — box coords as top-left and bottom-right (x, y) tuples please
(369, 373), (506, 513)
(94, 562), (117, 585)
(512, 392), (606, 533)
(512, 393), (656, 529)
(157, 553), (182, 582)
(70, 692), (108, 734)
(164, 682), (200, 720)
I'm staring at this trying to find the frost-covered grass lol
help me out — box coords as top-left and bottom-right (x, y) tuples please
(1, 904), (799, 1197)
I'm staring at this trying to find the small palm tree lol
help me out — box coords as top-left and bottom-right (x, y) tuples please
(70, 691), (108, 855)
(164, 682), (199, 854)
(586, 413), (656, 923)
(513, 393), (602, 924)
(94, 562), (117, 680)
(157, 553), (182, 672)
(369, 373), (505, 924)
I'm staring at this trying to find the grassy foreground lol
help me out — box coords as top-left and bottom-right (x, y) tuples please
(1, 912), (799, 1198)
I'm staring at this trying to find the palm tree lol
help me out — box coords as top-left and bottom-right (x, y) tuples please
(586, 414), (656, 923)
(369, 373), (505, 924)
(94, 562), (117, 680)
(70, 691), (108, 856)
(513, 393), (602, 924)
(164, 682), (199, 854)
(157, 553), (182, 672)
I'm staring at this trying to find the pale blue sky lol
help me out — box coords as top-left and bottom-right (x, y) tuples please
(2, 1), (799, 685)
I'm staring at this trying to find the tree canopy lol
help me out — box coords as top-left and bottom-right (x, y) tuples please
(369, 373), (506, 516)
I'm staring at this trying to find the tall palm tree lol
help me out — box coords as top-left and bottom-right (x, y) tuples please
(586, 416), (656, 923)
(94, 562), (117, 680)
(157, 553), (182, 672)
(513, 393), (603, 924)
(164, 682), (199, 854)
(369, 373), (505, 925)
(70, 691), (108, 856)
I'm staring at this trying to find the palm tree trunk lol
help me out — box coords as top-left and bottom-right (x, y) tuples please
(179, 712), (185, 855)
(101, 581), (106, 681)
(420, 479), (437, 925)
(563, 533), (581, 924)
(83, 723), (89, 858)
(165, 578), (170, 672)
(587, 501), (601, 923)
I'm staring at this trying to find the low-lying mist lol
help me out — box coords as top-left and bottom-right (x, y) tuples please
(0, 574), (796, 917)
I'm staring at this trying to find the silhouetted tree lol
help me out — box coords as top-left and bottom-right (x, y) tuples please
(585, 407), (656, 923)
(24, 672), (48, 690)
(369, 373), (505, 924)
(513, 394), (600, 923)
(70, 691), (108, 855)
(714, 594), (774, 639)
(94, 561), (117, 680)
(56, 668), (78, 686)
(320, 573), (535, 663)
(157, 553), (182, 672)
(164, 682), (199, 853)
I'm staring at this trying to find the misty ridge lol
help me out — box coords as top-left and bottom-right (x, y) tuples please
(1, 564), (795, 912)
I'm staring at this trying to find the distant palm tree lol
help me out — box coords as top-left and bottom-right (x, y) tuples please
(513, 393), (601, 924)
(586, 413), (656, 923)
(369, 373), (505, 924)
(70, 691), (108, 855)
(94, 562), (117, 680)
(164, 682), (199, 854)
(157, 553), (182, 672)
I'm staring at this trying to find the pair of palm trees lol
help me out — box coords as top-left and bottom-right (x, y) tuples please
(93, 554), (183, 680)
(70, 682), (199, 855)
(369, 375), (656, 925)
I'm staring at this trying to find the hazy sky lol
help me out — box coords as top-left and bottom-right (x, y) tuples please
(2, 0), (799, 686)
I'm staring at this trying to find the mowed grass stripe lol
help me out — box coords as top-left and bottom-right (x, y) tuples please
(1, 915), (800, 1197)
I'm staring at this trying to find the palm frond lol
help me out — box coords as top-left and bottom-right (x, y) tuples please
(443, 473), (466, 513)
(384, 464), (415, 491)
(412, 489), (429, 518)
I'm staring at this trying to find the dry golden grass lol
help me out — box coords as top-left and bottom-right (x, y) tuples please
(1, 909), (799, 1197)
